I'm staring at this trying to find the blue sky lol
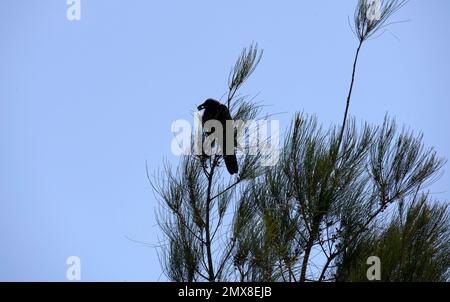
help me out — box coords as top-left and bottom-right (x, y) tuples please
(0, 0), (449, 281)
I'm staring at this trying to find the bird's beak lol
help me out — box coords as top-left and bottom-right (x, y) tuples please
(197, 103), (205, 110)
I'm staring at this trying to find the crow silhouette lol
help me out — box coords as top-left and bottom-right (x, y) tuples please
(197, 98), (238, 175)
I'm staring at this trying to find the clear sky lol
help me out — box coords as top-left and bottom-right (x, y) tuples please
(1, 0), (449, 281)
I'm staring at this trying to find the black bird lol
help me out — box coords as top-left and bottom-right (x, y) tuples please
(197, 99), (238, 175)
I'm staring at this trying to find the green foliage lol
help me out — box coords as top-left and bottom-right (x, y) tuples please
(153, 44), (265, 282)
(228, 43), (263, 108)
(234, 115), (445, 281)
(335, 196), (450, 282)
(152, 1), (449, 282)
(354, 0), (408, 42)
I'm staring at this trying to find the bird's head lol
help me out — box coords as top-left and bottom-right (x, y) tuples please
(197, 98), (221, 111)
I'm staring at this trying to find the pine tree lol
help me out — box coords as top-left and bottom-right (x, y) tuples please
(152, 0), (449, 282)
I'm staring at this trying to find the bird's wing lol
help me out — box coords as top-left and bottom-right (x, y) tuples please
(217, 104), (236, 157)
(201, 103), (238, 175)
(218, 104), (233, 123)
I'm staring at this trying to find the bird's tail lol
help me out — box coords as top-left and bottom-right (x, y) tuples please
(224, 154), (238, 175)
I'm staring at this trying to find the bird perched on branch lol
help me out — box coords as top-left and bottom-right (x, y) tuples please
(197, 98), (238, 175)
